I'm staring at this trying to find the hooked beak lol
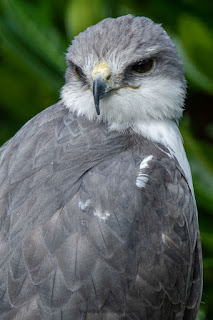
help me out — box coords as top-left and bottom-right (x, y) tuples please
(93, 75), (108, 115)
(92, 62), (111, 115)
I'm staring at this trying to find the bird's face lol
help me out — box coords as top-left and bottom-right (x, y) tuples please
(61, 15), (186, 131)
(91, 59), (155, 116)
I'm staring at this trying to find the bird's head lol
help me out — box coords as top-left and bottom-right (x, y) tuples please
(61, 15), (186, 131)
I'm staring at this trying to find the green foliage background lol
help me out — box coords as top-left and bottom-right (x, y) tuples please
(0, 0), (212, 318)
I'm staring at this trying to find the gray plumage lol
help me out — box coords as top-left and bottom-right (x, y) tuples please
(67, 15), (184, 82)
(0, 15), (202, 320)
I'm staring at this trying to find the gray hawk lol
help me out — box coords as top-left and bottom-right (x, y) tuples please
(0, 14), (202, 320)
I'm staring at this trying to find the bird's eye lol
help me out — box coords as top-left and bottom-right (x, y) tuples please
(75, 65), (85, 79)
(72, 64), (88, 85)
(131, 58), (154, 74)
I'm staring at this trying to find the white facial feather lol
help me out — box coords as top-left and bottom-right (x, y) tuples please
(61, 75), (184, 126)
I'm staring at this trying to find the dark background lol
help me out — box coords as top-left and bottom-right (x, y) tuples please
(0, 0), (212, 318)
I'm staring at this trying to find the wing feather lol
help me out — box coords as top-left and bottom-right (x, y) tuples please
(0, 104), (202, 319)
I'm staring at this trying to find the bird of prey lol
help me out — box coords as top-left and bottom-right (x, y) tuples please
(0, 14), (202, 320)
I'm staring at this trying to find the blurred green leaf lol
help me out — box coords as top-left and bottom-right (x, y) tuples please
(65, 0), (105, 37)
(178, 14), (213, 89)
(197, 308), (207, 320)
(0, 21), (61, 89)
(2, 0), (66, 70)
(0, 0), (66, 90)
(180, 119), (213, 212)
(201, 233), (213, 254)
(173, 36), (213, 93)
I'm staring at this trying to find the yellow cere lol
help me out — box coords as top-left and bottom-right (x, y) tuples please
(92, 62), (111, 80)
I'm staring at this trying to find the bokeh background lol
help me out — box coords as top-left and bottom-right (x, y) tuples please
(0, 0), (212, 318)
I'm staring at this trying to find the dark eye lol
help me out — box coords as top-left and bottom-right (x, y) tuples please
(75, 65), (85, 79)
(71, 64), (88, 85)
(131, 58), (154, 74)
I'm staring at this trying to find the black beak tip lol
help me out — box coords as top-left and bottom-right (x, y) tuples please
(95, 104), (100, 115)
(93, 76), (108, 116)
